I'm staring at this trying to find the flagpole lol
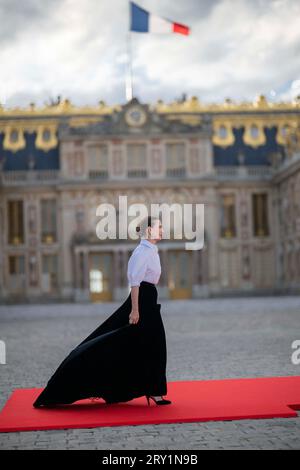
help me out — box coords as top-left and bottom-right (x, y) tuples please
(126, 32), (133, 102)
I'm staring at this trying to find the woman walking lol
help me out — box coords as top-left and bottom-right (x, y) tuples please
(33, 216), (171, 408)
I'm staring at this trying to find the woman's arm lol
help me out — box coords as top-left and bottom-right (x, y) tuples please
(129, 286), (140, 324)
(131, 286), (139, 312)
(127, 251), (150, 325)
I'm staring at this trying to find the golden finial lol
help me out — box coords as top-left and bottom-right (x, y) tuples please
(254, 95), (268, 108)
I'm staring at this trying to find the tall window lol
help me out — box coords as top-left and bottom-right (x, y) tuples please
(88, 145), (109, 179)
(252, 193), (269, 237)
(166, 143), (186, 177)
(41, 199), (57, 243)
(220, 194), (236, 238)
(8, 255), (25, 292)
(9, 255), (25, 275)
(42, 254), (58, 292)
(127, 144), (147, 177)
(8, 200), (24, 244)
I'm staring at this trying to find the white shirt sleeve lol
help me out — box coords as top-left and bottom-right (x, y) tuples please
(127, 250), (149, 287)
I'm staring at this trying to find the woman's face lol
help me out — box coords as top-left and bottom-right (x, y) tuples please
(149, 219), (163, 241)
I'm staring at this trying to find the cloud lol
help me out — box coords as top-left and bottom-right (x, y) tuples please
(0, 0), (62, 46)
(0, 0), (299, 107)
(133, 0), (300, 102)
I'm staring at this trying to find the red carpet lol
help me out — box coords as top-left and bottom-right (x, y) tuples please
(0, 376), (299, 433)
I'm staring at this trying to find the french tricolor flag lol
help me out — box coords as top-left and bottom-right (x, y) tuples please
(130, 1), (190, 36)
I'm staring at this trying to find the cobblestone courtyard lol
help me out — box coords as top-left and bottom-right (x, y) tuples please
(0, 295), (299, 450)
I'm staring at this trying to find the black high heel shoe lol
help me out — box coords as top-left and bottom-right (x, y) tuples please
(146, 395), (172, 406)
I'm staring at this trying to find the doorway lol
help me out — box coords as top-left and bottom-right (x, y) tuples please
(89, 252), (113, 301)
(168, 250), (192, 299)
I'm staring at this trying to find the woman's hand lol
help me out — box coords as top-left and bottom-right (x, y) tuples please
(129, 309), (140, 325)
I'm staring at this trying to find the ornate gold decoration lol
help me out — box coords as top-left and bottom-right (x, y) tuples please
(276, 123), (290, 145)
(35, 124), (58, 151)
(0, 120), (60, 152)
(165, 114), (202, 126)
(212, 120), (235, 147)
(212, 117), (300, 148)
(0, 97), (300, 152)
(254, 95), (269, 109)
(284, 124), (300, 156)
(0, 100), (119, 151)
(0, 99), (121, 117)
(0, 95), (299, 118)
(153, 95), (300, 113)
(275, 120), (299, 145)
(154, 96), (300, 147)
(3, 126), (26, 152)
(243, 122), (266, 147)
(69, 117), (104, 128)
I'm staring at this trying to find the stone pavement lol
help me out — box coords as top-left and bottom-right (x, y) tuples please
(0, 295), (299, 450)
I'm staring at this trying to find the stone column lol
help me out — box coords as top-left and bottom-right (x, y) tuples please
(113, 250), (121, 288)
(192, 249), (199, 285)
(74, 248), (90, 302)
(272, 186), (283, 288)
(74, 250), (81, 289)
(123, 250), (131, 287)
(83, 249), (89, 290)
(205, 189), (219, 292)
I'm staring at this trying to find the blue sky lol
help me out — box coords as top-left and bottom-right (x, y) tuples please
(0, 0), (299, 107)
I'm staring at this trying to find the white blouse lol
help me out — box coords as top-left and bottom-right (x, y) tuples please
(127, 239), (161, 287)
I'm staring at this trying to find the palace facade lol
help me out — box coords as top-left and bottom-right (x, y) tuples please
(0, 96), (300, 303)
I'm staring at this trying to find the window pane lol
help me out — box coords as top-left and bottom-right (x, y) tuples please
(88, 145), (108, 171)
(252, 194), (269, 237)
(127, 144), (147, 177)
(8, 200), (24, 244)
(166, 143), (186, 177)
(42, 254), (58, 290)
(220, 195), (236, 238)
(9, 255), (25, 274)
(166, 143), (185, 169)
(41, 199), (57, 243)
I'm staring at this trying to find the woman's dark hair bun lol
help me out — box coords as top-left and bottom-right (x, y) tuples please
(136, 216), (160, 235)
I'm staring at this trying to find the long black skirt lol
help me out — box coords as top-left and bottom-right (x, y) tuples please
(33, 281), (167, 407)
